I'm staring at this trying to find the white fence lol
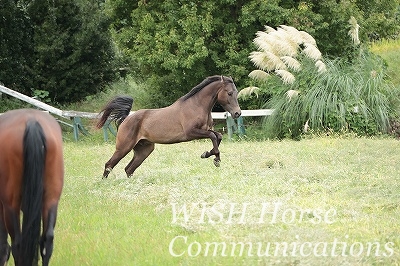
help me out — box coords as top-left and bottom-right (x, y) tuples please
(0, 84), (273, 140)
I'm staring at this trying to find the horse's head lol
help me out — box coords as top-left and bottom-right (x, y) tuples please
(217, 76), (242, 119)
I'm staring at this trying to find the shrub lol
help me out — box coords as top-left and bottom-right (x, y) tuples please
(245, 24), (399, 139)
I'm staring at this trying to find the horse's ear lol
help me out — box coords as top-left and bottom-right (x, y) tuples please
(220, 75), (224, 82)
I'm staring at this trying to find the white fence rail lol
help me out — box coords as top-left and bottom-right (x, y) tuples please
(0, 84), (273, 140)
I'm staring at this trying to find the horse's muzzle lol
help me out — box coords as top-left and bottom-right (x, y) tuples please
(233, 111), (241, 119)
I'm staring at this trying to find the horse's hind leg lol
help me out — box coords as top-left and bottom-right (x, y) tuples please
(125, 140), (155, 178)
(103, 145), (133, 178)
(0, 204), (11, 265)
(40, 204), (58, 266)
(2, 207), (21, 265)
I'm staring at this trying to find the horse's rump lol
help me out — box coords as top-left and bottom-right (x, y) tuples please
(0, 109), (64, 266)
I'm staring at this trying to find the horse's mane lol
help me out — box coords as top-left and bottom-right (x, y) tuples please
(181, 75), (232, 101)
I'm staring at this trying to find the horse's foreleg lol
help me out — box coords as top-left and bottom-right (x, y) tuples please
(40, 204), (58, 266)
(125, 141), (155, 178)
(0, 204), (11, 266)
(201, 130), (222, 167)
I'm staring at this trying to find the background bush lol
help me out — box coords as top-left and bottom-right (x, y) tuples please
(263, 51), (398, 139)
(106, 0), (399, 108)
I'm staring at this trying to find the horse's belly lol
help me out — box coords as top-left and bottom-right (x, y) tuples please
(143, 122), (187, 144)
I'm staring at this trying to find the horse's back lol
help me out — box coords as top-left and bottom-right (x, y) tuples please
(0, 109), (62, 147)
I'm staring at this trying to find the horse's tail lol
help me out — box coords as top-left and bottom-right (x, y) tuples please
(20, 120), (46, 265)
(97, 95), (133, 129)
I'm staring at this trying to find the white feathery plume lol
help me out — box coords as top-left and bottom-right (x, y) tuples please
(275, 69), (295, 84)
(302, 43), (322, 61)
(255, 31), (270, 40)
(299, 31), (317, 46)
(264, 25), (276, 33)
(281, 56), (301, 71)
(249, 51), (270, 71)
(248, 69), (270, 81)
(253, 37), (274, 53)
(315, 60), (327, 73)
(265, 51), (287, 70)
(279, 25), (304, 44)
(303, 119), (309, 132)
(267, 35), (298, 57)
(238, 86), (261, 99)
(275, 27), (299, 55)
(248, 25), (326, 86)
(249, 51), (286, 71)
(348, 16), (360, 45)
(286, 89), (300, 101)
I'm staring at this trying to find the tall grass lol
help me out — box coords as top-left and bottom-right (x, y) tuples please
(263, 50), (398, 139)
(243, 23), (399, 139)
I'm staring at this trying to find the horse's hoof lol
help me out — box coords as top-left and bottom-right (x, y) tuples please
(102, 167), (112, 178)
(213, 159), (221, 167)
(201, 151), (207, 158)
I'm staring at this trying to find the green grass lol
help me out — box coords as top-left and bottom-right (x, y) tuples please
(370, 38), (400, 87)
(7, 135), (397, 265)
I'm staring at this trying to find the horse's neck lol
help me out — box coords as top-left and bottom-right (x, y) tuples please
(188, 83), (220, 113)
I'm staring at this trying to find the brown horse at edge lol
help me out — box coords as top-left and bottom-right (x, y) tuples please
(0, 109), (64, 266)
(97, 75), (242, 178)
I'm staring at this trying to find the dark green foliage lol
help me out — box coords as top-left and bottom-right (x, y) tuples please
(29, 0), (117, 103)
(0, 0), (118, 104)
(107, 0), (399, 108)
(1, 0), (399, 109)
(0, 0), (34, 93)
(107, 0), (290, 107)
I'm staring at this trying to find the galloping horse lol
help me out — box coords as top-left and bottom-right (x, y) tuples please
(0, 109), (64, 266)
(97, 75), (241, 178)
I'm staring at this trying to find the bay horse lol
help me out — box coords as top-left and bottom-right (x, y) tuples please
(97, 75), (241, 178)
(0, 109), (64, 266)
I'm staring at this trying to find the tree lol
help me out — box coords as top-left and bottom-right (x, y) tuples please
(355, 0), (400, 40)
(0, 0), (118, 104)
(0, 0), (34, 92)
(28, 0), (117, 103)
(107, 0), (399, 108)
(107, 0), (289, 107)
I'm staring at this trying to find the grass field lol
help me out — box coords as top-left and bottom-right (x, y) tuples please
(3, 39), (399, 265)
(370, 38), (400, 87)
(14, 135), (396, 265)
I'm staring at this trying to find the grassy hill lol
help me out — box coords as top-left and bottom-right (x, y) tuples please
(370, 38), (400, 87)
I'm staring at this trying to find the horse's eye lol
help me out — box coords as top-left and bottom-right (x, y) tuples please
(228, 91), (233, 96)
